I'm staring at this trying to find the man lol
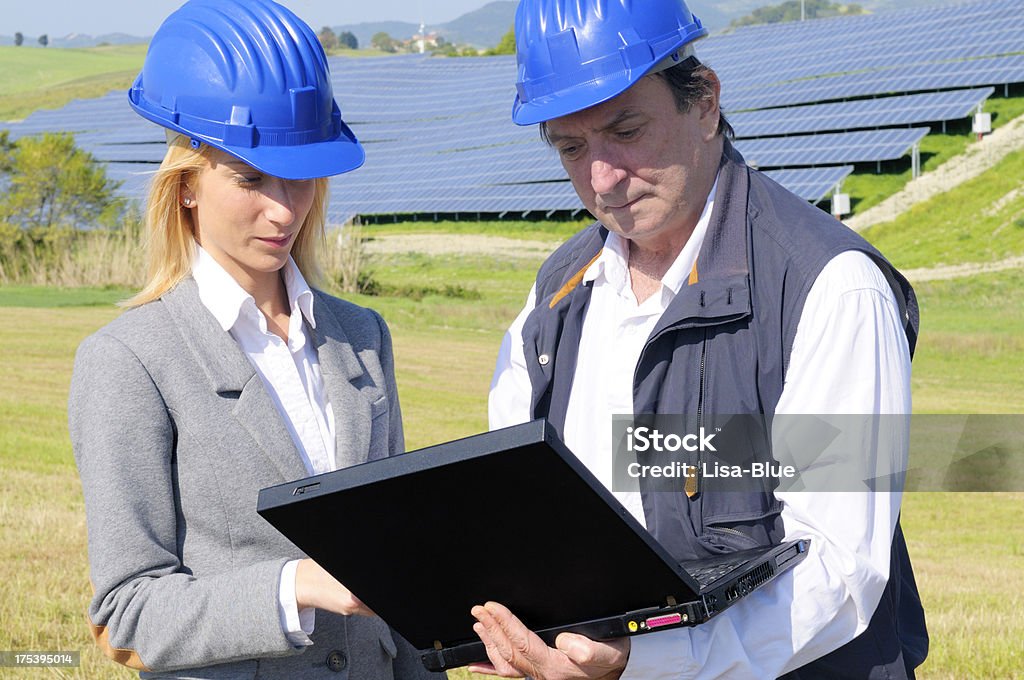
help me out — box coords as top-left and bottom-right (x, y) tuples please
(477, 0), (928, 678)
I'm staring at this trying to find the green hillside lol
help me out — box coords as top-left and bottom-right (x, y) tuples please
(863, 149), (1024, 270)
(0, 44), (146, 121)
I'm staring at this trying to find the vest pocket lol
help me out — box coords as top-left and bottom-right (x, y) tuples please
(697, 491), (784, 554)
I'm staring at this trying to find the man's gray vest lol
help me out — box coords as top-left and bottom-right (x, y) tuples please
(520, 141), (928, 678)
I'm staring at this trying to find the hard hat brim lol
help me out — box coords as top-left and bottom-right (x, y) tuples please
(130, 89), (365, 180)
(512, 68), (639, 126)
(171, 124), (365, 180)
(214, 134), (366, 181)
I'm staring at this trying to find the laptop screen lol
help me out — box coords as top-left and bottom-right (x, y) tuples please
(257, 420), (700, 650)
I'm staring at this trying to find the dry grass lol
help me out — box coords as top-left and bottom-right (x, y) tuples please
(0, 227), (146, 289)
(900, 492), (1024, 679)
(0, 222), (378, 296)
(0, 306), (130, 679)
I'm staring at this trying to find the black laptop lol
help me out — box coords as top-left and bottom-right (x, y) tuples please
(257, 419), (808, 672)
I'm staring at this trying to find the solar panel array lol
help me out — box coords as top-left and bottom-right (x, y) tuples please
(2, 0), (1020, 222)
(705, 0), (1024, 109)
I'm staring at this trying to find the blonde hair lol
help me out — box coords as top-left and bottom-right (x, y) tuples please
(125, 135), (330, 307)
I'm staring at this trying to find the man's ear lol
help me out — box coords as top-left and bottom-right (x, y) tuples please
(699, 70), (722, 141)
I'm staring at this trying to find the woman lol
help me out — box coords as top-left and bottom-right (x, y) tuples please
(68, 1), (438, 677)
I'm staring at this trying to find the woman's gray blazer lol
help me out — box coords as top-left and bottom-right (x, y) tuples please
(68, 278), (441, 679)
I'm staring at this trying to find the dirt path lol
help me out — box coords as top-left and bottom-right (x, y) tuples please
(364, 233), (559, 258)
(902, 255), (1024, 282)
(364, 234), (1023, 282)
(846, 114), (1024, 232)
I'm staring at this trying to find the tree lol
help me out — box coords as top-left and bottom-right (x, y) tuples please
(431, 41), (458, 57)
(38, 34), (48, 47)
(338, 31), (358, 50)
(371, 31), (397, 53)
(318, 26), (339, 51)
(1, 133), (122, 231)
(0, 131), (14, 174)
(485, 26), (516, 56)
(14, 32), (23, 46)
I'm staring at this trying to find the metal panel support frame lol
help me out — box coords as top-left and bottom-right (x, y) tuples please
(911, 142), (921, 179)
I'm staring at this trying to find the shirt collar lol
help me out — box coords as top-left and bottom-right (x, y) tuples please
(191, 244), (316, 333)
(281, 255), (317, 330)
(581, 173), (720, 303)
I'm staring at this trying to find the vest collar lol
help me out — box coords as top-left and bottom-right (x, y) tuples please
(650, 139), (754, 337)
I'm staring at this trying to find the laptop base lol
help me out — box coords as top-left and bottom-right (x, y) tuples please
(420, 539), (809, 671)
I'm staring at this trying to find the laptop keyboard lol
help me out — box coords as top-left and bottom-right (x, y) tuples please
(688, 556), (752, 587)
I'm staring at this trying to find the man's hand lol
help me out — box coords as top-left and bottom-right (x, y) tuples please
(469, 601), (630, 680)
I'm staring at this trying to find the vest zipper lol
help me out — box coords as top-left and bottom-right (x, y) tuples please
(692, 329), (708, 498)
(697, 328), (707, 423)
(710, 526), (746, 537)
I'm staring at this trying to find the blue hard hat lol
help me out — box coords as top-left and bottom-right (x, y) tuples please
(129, 0), (363, 180)
(512, 0), (708, 125)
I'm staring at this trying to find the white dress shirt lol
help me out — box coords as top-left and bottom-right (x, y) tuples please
(488, 179), (911, 677)
(192, 246), (334, 646)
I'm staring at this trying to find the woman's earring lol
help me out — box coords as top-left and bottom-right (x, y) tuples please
(183, 197), (192, 207)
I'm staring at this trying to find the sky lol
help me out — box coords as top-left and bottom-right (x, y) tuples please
(0, 0), (496, 37)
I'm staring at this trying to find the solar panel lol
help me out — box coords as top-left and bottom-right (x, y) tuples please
(735, 128), (929, 168)
(730, 88), (993, 138)
(762, 166), (854, 203)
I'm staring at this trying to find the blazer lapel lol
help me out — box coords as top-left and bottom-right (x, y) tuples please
(161, 279), (307, 482)
(310, 292), (381, 470)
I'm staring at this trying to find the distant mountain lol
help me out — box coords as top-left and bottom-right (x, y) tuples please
(436, 2), (517, 46)
(0, 32), (148, 48)
(0, 0), (960, 52)
(334, 1), (516, 49)
(693, 0), (956, 33)
(52, 32), (147, 48)
(687, 2), (738, 33)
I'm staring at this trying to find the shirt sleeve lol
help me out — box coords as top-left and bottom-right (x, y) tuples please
(621, 250), (912, 679)
(488, 284), (538, 430)
(278, 560), (315, 647)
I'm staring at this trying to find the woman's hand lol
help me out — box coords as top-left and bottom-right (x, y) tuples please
(294, 558), (375, 617)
